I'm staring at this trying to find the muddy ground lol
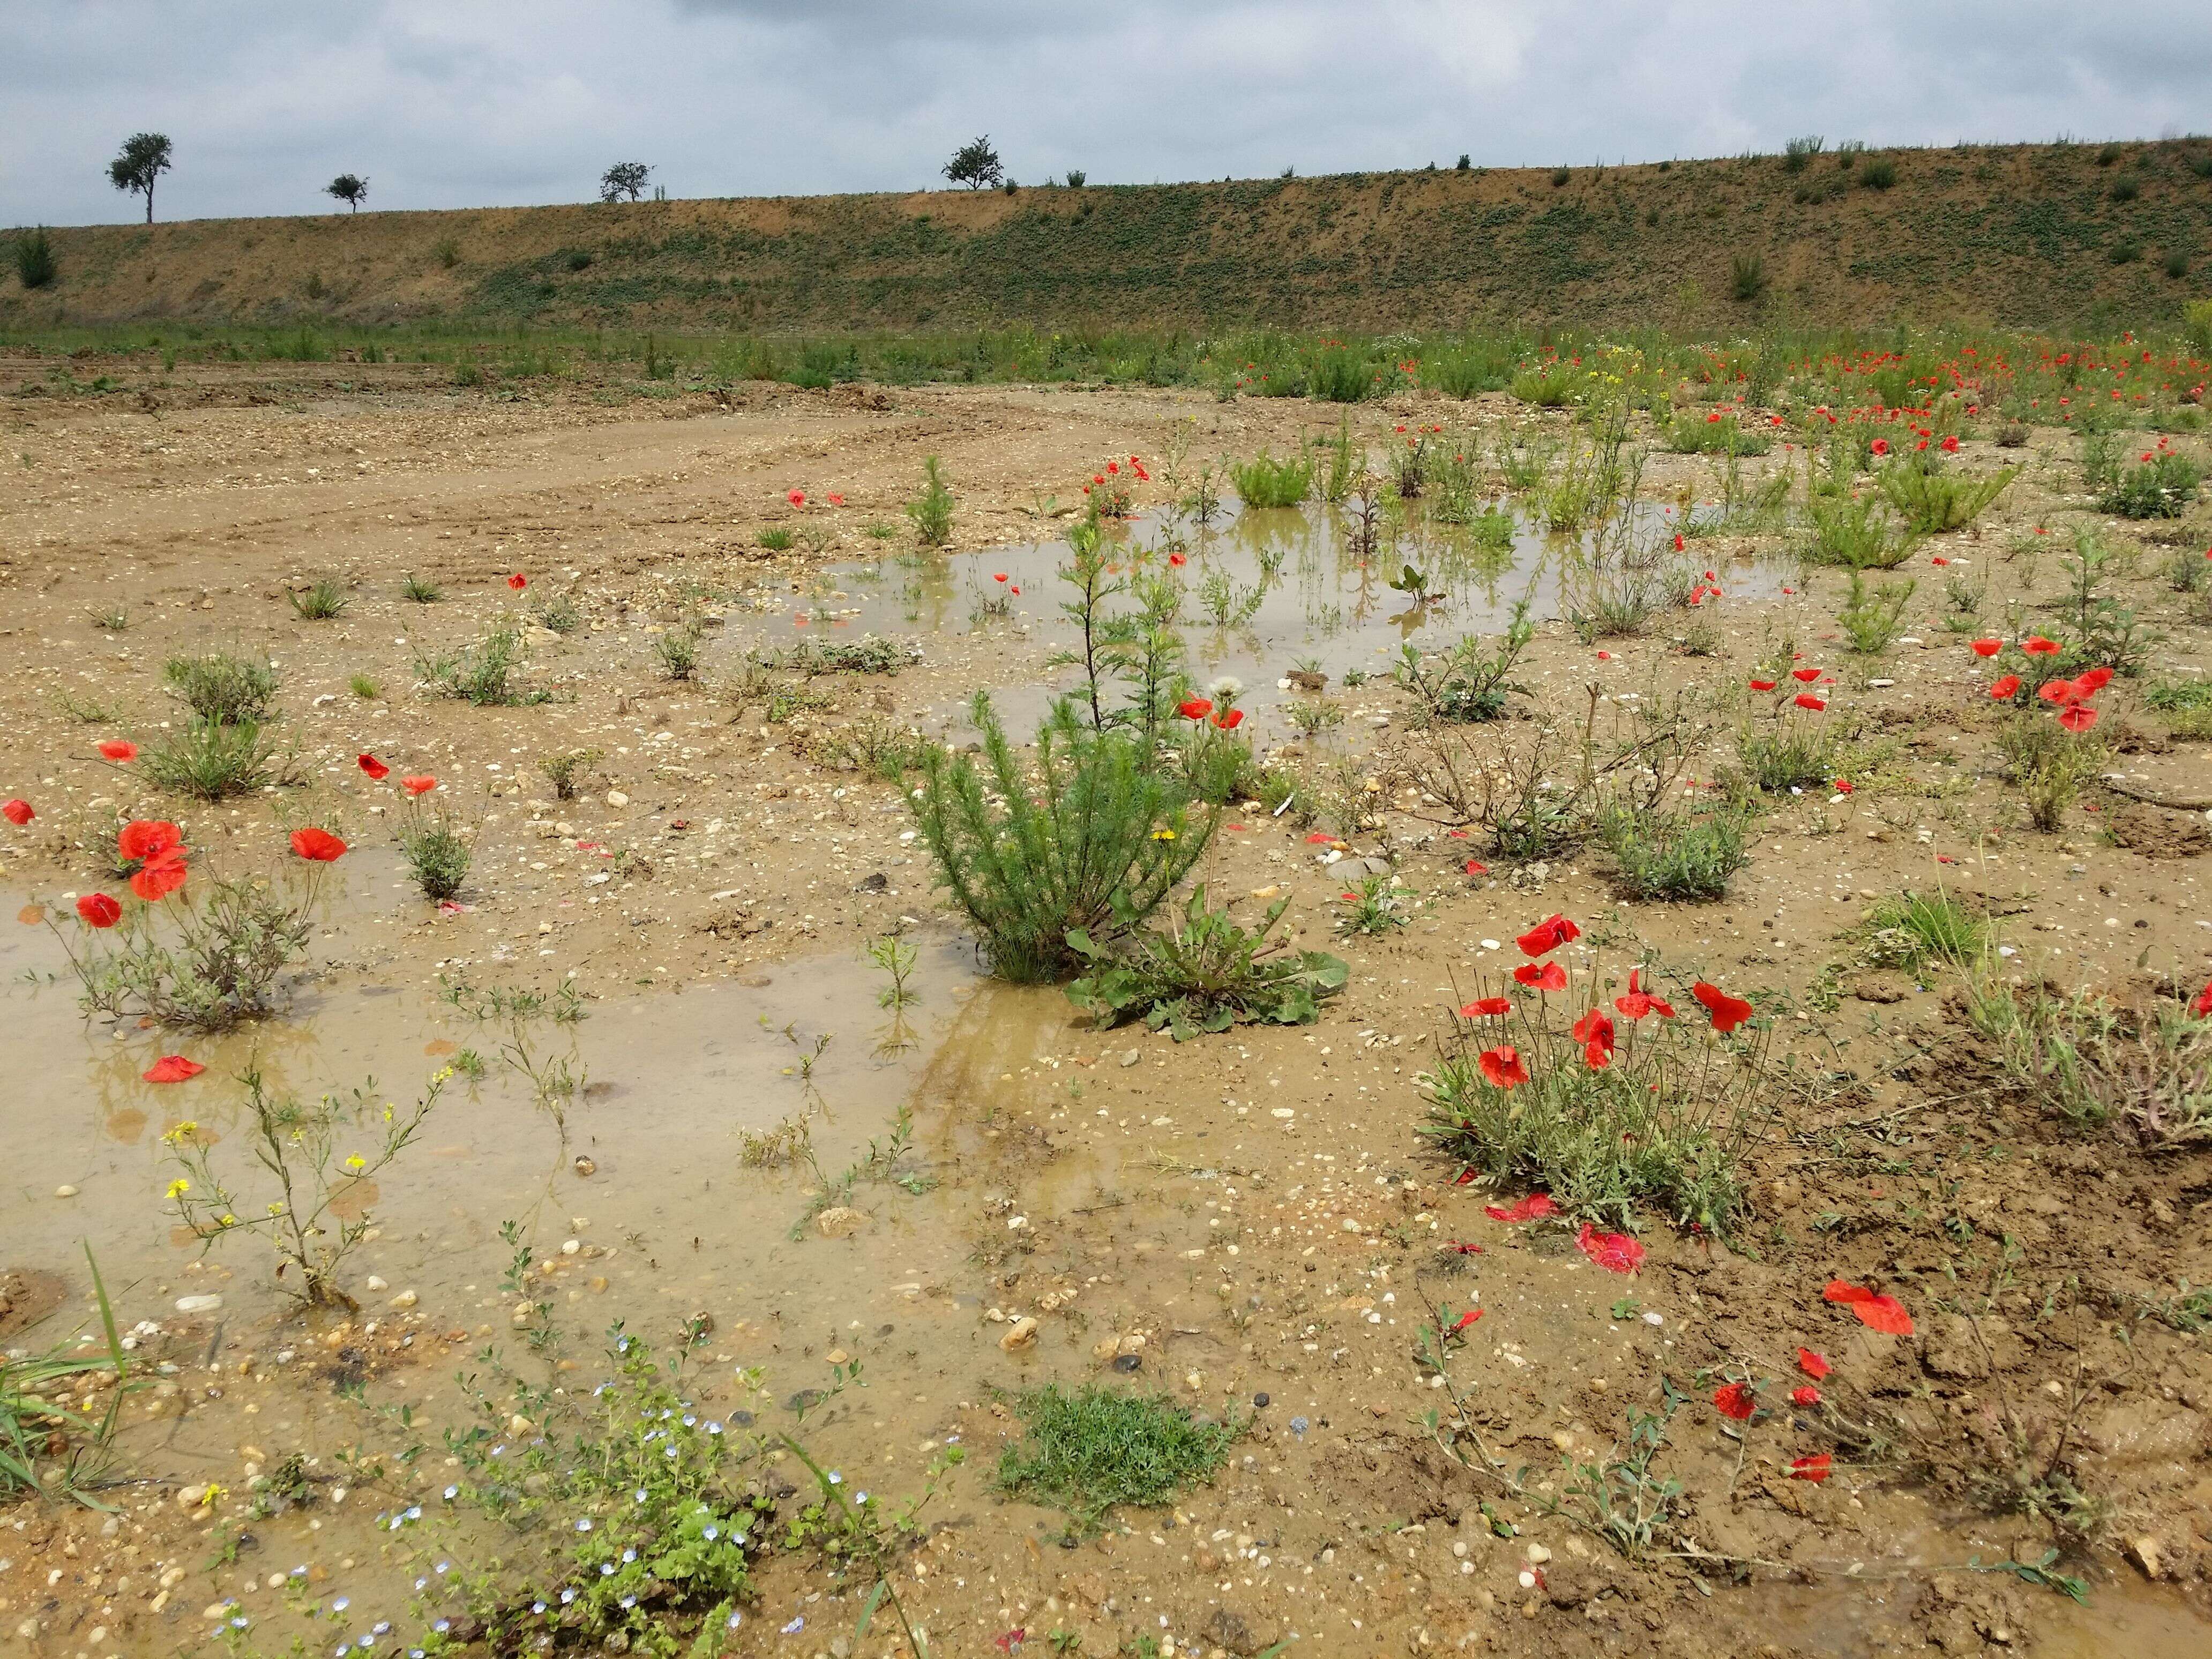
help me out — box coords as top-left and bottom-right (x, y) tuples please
(1, 355), (2209, 1659)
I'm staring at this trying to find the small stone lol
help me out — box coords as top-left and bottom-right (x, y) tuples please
(364, 1275), (388, 1292)
(174, 1294), (222, 1315)
(201, 1603), (232, 1621)
(815, 1206), (869, 1238)
(604, 790), (629, 808)
(999, 1317), (1039, 1351)
(1526, 1543), (1551, 1564)
(2126, 1535), (2164, 1580)
(573, 1155), (597, 1177)
(825, 1348), (849, 1365)
(54, 1185), (78, 1198)
(388, 1290), (418, 1310)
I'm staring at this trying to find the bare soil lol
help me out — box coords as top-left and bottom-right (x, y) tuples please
(1, 360), (2209, 1658)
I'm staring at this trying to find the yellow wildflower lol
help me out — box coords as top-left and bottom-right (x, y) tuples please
(343, 1153), (367, 1171)
(166, 1178), (190, 1199)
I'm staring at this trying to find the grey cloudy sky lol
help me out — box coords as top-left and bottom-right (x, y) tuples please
(4, 1), (2206, 227)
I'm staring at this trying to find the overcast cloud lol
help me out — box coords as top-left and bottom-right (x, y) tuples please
(4, 1), (2207, 227)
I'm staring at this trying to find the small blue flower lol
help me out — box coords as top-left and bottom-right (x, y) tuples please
(333, 1598), (351, 1612)
(229, 1616), (250, 1630)
(373, 1623), (392, 1636)
(727, 1610), (744, 1630)
(561, 1589), (577, 1605)
(664, 1444), (678, 1459)
(703, 1526), (719, 1541)
(619, 1595), (637, 1610)
(827, 1470), (842, 1485)
(576, 1518), (593, 1532)
(707, 1421), (723, 1435)
(600, 1563), (615, 1577)
(682, 1414), (697, 1427)
(432, 1621), (450, 1635)
(406, 1505), (422, 1520)
(621, 1548), (637, 1564)
(532, 1601), (547, 1615)
(782, 1616), (805, 1634)
(443, 1485), (458, 1501)
(434, 1561), (451, 1575)
(414, 1578), (428, 1591)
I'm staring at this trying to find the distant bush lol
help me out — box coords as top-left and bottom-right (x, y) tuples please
(1065, 169), (1085, 188)
(1550, 167), (1571, 187)
(2110, 175), (2140, 202)
(2099, 451), (2201, 518)
(1782, 135), (1825, 173)
(1860, 156), (1897, 190)
(1729, 251), (1769, 302)
(13, 227), (56, 290)
(905, 455), (954, 545)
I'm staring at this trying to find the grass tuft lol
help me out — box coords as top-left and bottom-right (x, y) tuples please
(997, 1384), (1242, 1535)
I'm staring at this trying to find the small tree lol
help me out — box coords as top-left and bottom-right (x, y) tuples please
(943, 135), (1004, 190)
(12, 227), (57, 290)
(325, 174), (369, 213)
(108, 132), (174, 223)
(600, 161), (651, 203)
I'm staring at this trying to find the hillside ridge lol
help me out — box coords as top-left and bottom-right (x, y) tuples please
(8, 139), (2212, 334)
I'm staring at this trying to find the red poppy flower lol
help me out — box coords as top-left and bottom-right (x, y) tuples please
(1515, 913), (1580, 956)
(289, 827), (347, 862)
(1461, 996), (1513, 1018)
(2074, 665), (2112, 693)
(1693, 980), (1753, 1034)
(1210, 708), (1245, 730)
(1870, 438), (1889, 456)
(1614, 969), (1675, 1021)
(1797, 1348), (1831, 1379)
(1571, 1008), (1615, 1055)
(1, 798), (31, 826)
(1464, 858), (1488, 876)
(1791, 668), (1821, 683)
(1833, 778), (1854, 794)
(2192, 977), (2212, 1018)
(143, 1055), (205, 1084)
(827, 493), (844, 506)
(1478, 1045), (1529, 1088)
(1176, 698), (1213, 720)
(1305, 832), (1336, 845)
(1010, 586), (1019, 595)
(1748, 678), (1777, 691)
(1452, 1309), (1484, 1332)
(993, 572), (1008, 583)
(1713, 1382), (1757, 1421)
(77, 892), (122, 928)
(1513, 961), (1567, 991)
(787, 490), (805, 507)
(131, 851), (189, 901)
(507, 573), (527, 591)
(358, 753), (390, 780)
(118, 820), (183, 862)
(1576, 1223), (1643, 1273)
(1790, 1385), (1823, 1407)
(1795, 693), (1827, 712)
(1789, 1454), (1832, 1483)
(401, 776), (438, 797)
(1673, 533), (1686, 551)
(1989, 675), (2021, 699)
(1485, 1192), (1557, 1223)
(1969, 638), (2001, 657)
(1823, 1280), (1914, 1335)
(98, 739), (139, 763)
(2021, 637), (2059, 655)
(2038, 678), (2078, 705)
(2058, 704), (2098, 733)
(1168, 552), (1186, 567)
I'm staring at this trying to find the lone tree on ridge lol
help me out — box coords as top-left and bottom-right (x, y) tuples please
(600, 161), (651, 203)
(943, 135), (1004, 190)
(325, 174), (370, 213)
(108, 132), (174, 223)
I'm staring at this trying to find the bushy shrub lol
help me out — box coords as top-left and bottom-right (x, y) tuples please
(910, 693), (1216, 982)
(1228, 451), (1312, 509)
(1600, 807), (1749, 901)
(2098, 451), (2201, 519)
(164, 651), (280, 724)
(905, 454), (955, 545)
(76, 874), (311, 1030)
(13, 227), (57, 289)
(1805, 494), (1918, 568)
(416, 622), (548, 705)
(1419, 945), (1765, 1231)
(140, 718), (289, 799)
(1066, 887), (1346, 1038)
(1879, 460), (2016, 532)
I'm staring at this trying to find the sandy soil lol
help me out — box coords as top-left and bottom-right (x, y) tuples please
(1, 358), (2210, 1659)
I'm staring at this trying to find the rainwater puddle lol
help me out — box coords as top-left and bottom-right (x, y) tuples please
(725, 497), (1788, 734)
